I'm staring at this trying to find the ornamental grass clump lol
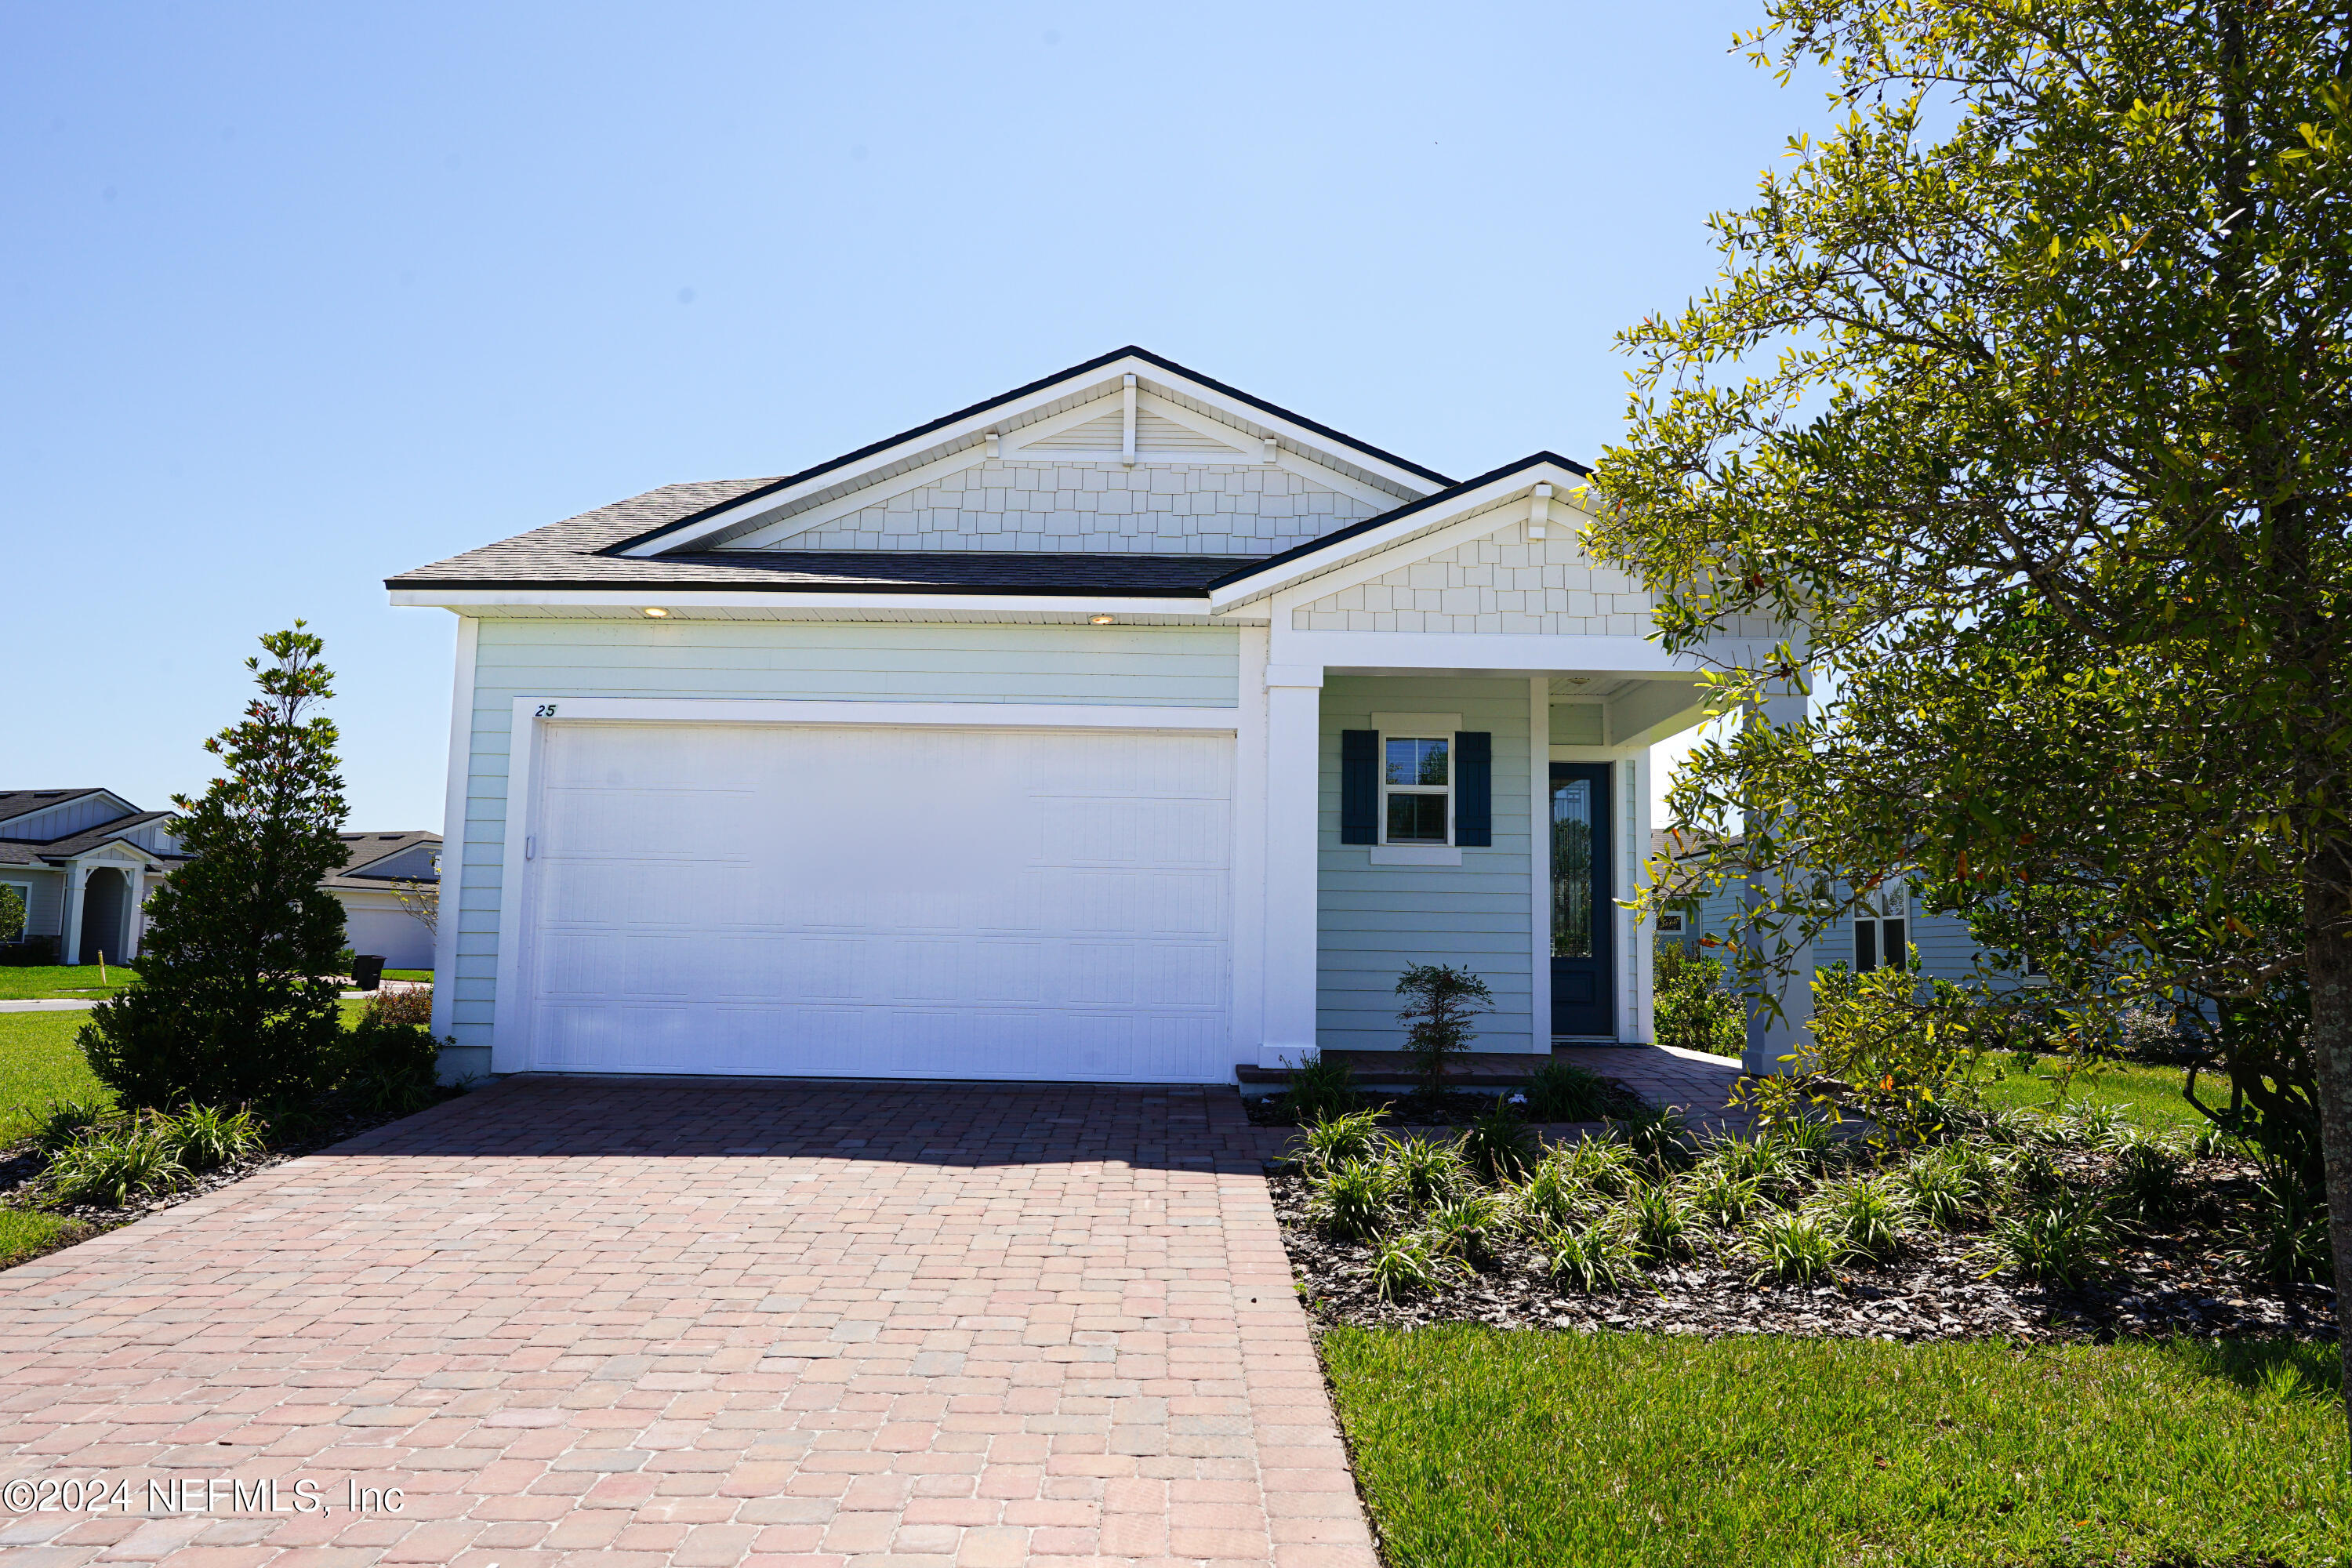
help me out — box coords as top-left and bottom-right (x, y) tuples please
(1295, 1107), (1389, 1174)
(1513, 1148), (1590, 1232)
(1538, 1218), (1646, 1293)
(161, 1104), (265, 1173)
(1556, 1134), (1639, 1197)
(1808, 1174), (1910, 1265)
(1523, 1060), (1613, 1121)
(1625, 1181), (1697, 1261)
(1685, 1160), (1764, 1228)
(2239, 1160), (2334, 1285)
(1367, 1231), (1463, 1301)
(1746, 1210), (1838, 1285)
(1611, 1105), (1697, 1172)
(1282, 1053), (1356, 1123)
(1310, 1160), (1397, 1242)
(1425, 1192), (1507, 1261)
(2105, 1140), (2187, 1228)
(1898, 1149), (1976, 1231)
(1385, 1134), (1467, 1211)
(1460, 1095), (1541, 1183)
(43, 1116), (190, 1208)
(1996, 1192), (2114, 1287)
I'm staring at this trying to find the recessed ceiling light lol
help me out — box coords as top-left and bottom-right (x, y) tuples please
(1090, 614), (1115, 625)
(642, 607), (669, 618)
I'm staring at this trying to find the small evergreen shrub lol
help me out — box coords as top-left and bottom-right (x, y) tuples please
(1394, 963), (1493, 1097)
(1653, 944), (1744, 1058)
(1524, 1060), (1613, 1121)
(336, 1007), (444, 1116)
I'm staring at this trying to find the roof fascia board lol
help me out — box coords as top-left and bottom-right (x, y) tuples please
(615, 350), (1446, 558)
(53, 839), (165, 868)
(1211, 458), (1591, 612)
(387, 587), (1219, 615)
(0, 789), (125, 830)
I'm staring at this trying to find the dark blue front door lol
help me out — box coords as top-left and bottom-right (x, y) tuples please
(1550, 763), (1613, 1038)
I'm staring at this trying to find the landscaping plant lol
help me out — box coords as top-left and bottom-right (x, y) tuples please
(80, 626), (351, 1108)
(1459, 1094), (1540, 1183)
(1745, 1210), (1837, 1285)
(1393, 962), (1491, 1098)
(1537, 1218), (1645, 1293)
(1308, 1160), (1397, 1242)
(1282, 1052), (1356, 1123)
(1367, 1231), (1461, 1301)
(42, 1116), (191, 1207)
(1651, 944), (1742, 1058)
(1384, 1134), (1466, 1211)
(1523, 1058), (1613, 1121)
(1295, 1107), (1388, 1173)
(1997, 1194), (2115, 1287)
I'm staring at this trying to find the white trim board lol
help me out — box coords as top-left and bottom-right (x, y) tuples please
(387, 588), (1221, 617)
(505, 697), (1240, 731)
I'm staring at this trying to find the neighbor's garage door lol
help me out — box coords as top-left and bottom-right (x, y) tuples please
(520, 720), (1232, 1082)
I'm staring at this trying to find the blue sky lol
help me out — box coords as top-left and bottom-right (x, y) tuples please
(4, 2), (1815, 828)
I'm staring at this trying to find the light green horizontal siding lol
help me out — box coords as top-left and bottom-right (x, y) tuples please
(443, 619), (1241, 1065)
(1317, 676), (1536, 1054)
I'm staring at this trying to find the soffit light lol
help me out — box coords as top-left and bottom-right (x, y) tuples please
(642, 607), (669, 618)
(1090, 615), (1115, 625)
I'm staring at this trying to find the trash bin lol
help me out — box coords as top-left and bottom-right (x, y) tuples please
(352, 955), (386, 991)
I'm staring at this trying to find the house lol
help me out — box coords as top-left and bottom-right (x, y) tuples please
(326, 831), (441, 971)
(0, 789), (183, 964)
(388, 348), (1793, 1085)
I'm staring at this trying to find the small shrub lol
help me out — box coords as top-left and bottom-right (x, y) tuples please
(1366, 1231), (1462, 1301)
(1771, 1115), (1840, 1167)
(2055, 1101), (2133, 1152)
(1296, 1108), (1390, 1174)
(1514, 1148), (1591, 1231)
(43, 1116), (190, 1207)
(1898, 1149), (1976, 1231)
(162, 1105), (265, 1173)
(1283, 1053), (1356, 1123)
(365, 985), (434, 1029)
(1309, 1160), (1397, 1241)
(1524, 1060), (1613, 1121)
(1538, 1218), (1646, 1292)
(1996, 1192), (2114, 1286)
(2009, 1146), (2065, 1198)
(1746, 1210), (1838, 1284)
(1385, 1134), (1467, 1210)
(1624, 1181), (1697, 1261)
(1610, 1105), (1696, 1171)
(1809, 1174), (1910, 1263)
(1685, 1161), (1762, 1227)
(1425, 1192), (1507, 1260)
(1653, 944), (1744, 1058)
(2104, 1141), (2185, 1227)
(1394, 963), (1493, 1098)
(1460, 1096), (1541, 1183)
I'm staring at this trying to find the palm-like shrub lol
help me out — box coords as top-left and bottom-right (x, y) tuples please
(1309, 1160), (1397, 1241)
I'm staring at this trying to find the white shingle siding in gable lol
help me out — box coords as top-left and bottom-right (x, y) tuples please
(438, 618), (1243, 1079)
(1291, 509), (1660, 634)
(759, 460), (1376, 554)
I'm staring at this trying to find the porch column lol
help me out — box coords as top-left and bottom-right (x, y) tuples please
(1260, 661), (1323, 1066)
(60, 862), (85, 965)
(1742, 690), (1816, 1074)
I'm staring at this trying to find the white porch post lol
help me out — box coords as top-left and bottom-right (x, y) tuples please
(1742, 689), (1816, 1074)
(1259, 661), (1323, 1067)
(1528, 677), (1551, 1052)
(60, 862), (85, 965)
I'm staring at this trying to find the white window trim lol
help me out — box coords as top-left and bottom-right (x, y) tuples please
(1368, 711), (1461, 865)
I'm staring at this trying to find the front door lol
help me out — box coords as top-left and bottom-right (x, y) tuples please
(1550, 763), (1613, 1038)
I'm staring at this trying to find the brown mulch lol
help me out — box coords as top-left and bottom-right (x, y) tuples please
(1247, 1079), (1651, 1128)
(1274, 1156), (2339, 1344)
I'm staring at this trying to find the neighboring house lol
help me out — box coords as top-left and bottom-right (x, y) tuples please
(0, 789), (183, 964)
(389, 347), (1787, 1085)
(325, 831), (441, 971)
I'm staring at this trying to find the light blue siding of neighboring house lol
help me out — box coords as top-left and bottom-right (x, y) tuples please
(1316, 675), (1535, 1055)
(1675, 876), (2009, 990)
(442, 618), (1243, 1077)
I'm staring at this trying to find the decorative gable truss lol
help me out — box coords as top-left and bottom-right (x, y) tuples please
(615, 351), (1442, 561)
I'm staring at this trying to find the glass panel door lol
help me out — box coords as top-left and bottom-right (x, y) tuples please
(1549, 763), (1613, 1037)
(1552, 780), (1592, 958)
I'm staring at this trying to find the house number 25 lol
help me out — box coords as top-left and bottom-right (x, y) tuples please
(535, 703), (560, 717)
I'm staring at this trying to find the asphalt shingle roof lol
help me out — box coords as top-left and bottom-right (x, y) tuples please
(325, 831), (441, 891)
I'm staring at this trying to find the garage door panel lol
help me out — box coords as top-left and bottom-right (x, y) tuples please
(524, 722), (1233, 1082)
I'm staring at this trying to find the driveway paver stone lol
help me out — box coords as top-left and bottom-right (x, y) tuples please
(0, 1078), (1373, 1568)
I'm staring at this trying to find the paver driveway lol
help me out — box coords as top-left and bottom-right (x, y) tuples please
(0, 1080), (1373, 1568)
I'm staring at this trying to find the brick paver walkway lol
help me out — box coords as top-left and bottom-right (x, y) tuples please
(0, 1080), (1372, 1567)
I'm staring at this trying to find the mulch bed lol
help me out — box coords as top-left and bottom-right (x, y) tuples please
(1247, 1079), (1652, 1128)
(1274, 1151), (2339, 1344)
(0, 1088), (465, 1268)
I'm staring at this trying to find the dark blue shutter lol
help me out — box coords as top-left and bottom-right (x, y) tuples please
(1341, 730), (1378, 845)
(1455, 731), (1492, 846)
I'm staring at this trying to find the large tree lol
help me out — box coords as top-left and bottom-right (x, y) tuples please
(1584, 1), (2352, 1415)
(82, 625), (351, 1107)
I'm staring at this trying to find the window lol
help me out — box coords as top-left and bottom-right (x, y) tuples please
(1854, 880), (1908, 971)
(0, 882), (29, 942)
(1382, 735), (1450, 844)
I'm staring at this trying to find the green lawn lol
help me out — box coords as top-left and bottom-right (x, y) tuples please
(1975, 1058), (2212, 1142)
(1324, 1327), (2351, 1568)
(0, 964), (140, 1000)
(0, 1208), (82, 1267)
(383, 969), (433, 982)
(0, 1010), (112, 1143)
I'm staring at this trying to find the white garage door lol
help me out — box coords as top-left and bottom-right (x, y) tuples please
(518, 720), (1233, 1082)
